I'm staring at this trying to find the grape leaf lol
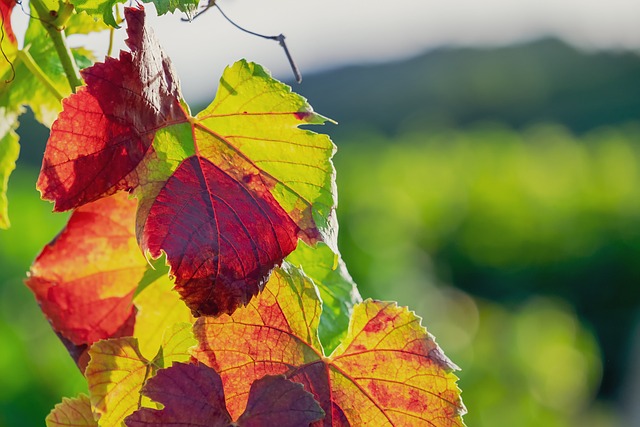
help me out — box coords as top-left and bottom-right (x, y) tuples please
(70, 0), (126, 28)
(133, 274), (194, 358)
(46, 394), (98, 427)
(0, 0), (17, 73)
(0, 0), (99, 228)
(193, 264), (466, 426)
(286, 241), (362, 353)
(0, 115), (18, 229)
(39, 6), (337, 317)
(38, 6), (186, 211)
(86, 324), (195, 426)
(25, 192), (148, 347)
(0, 0), (19, 230)
(143, 0), (198, 18)
(125, 362), (325, 427)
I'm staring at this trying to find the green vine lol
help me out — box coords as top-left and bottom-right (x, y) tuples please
(29, 0), (82, 92)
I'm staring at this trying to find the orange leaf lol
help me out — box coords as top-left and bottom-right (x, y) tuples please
(193, 263), (466, 426)
(26, 193), (147, 347)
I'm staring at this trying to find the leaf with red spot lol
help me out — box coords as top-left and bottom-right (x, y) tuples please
(25, 192), (147, 349)
(124, 362), (325, 427)
(39, 6), (337, 316)
(193, 263), (466, 426)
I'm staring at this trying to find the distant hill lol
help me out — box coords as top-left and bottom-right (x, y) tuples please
(296, 38), (640, 140)
(16, 39), (640, 167)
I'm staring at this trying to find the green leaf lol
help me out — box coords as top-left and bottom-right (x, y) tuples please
(0, 4), (96, 128)
(70, 0), (125, 28)
(142, 0), (198, 18)
(66, 10), (111, 36)
(0, 112), (19, 229)
(286, 241), (362, 353)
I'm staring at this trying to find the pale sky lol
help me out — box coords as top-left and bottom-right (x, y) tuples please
(14, 0), (640, 104)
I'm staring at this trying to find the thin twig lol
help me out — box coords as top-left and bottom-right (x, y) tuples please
(0, 5), (16, 83)
(183, 2), (303, 83)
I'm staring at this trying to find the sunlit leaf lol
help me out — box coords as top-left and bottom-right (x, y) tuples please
(26, 193), (147, 347)
(193, 264), (466, 426)
(46, 394), (98, 427)
(125, 363), (325, 427)
(0, 116), (18, 229)
(142, 0), (198, 18)
(0, 0), (17, 75)
(40, 6), (337, 317)
(70, 0), (126, 28)
(86, 324), (195, 426)
(37, 6), (185, 211)
(133, 274), (194, 358)
(286, 241), (361, 353)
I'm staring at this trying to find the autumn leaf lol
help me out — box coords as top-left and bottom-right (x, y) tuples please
(25, 192), (147, 347)
(286, 241), (361, 353)
(38, 6), (186, 211)
(0, 0), (100, 228)
(46, 394), (98, 427)
(125, 362), (325, 427)
(193, 264), (466, 426)
(133, 273), (194, 358)
(0, 116), (18, 229)
(0, 0), (17, 73)
(86, 324), (196, 426)
(39, 6), (337, 317)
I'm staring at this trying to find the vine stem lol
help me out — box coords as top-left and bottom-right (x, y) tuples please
(29, 0), (83, 92)
(17, 48), (65, 100)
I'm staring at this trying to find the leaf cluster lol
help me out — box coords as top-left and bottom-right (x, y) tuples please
(1, 1), (466, 425)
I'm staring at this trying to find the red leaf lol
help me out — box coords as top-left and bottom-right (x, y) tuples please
(0, 0), (16, 45)
(124, 362), (324, 427)
(141, 156), (298, 316)
(37, 5), (187, 211)
(25, 193), (147, 347)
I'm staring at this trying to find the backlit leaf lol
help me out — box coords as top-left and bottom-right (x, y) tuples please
(25, 193), (147, 347)
(38, 6), (186, 211)
(40, 6), (337, 317)
(46, 394), (98, 427)
(86, 324), (195, 426)
(133, 274), (194, 358)
(0, 0), (99, 228)
(87, 338), (151, 427)
(0, 115), (18, 228)
(71, 0), (126, 28)
(193, 264), (466, 426)
(143, 0), (198, 18)
(0, 0), (17, 75)
(286, 241), (361, 353)
(125, 362), (325, 427)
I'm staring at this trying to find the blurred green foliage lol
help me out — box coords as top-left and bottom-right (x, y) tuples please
(334, 123), (640, 426)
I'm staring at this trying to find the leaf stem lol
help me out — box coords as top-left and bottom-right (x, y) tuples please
(16, 48), (66, 100)
(29, 0), (83, 92)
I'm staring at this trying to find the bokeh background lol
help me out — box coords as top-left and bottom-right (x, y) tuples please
(3, 1), (640, 425)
